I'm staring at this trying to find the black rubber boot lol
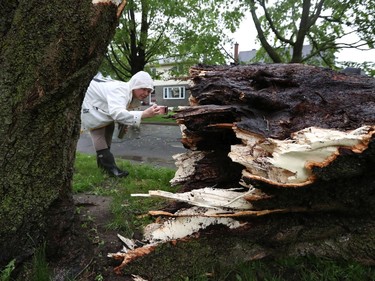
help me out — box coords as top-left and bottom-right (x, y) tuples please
(96, 148), (129, 178)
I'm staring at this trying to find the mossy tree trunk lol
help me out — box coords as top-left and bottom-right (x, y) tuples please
(0, 0), (121, 268)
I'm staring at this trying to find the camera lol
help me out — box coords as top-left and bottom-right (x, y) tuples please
(159, 106), (168, 115)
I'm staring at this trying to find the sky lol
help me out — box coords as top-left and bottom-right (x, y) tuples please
(231, 16), (375, 64)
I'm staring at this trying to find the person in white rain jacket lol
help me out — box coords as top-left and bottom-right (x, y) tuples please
(81, 71), (164, 177)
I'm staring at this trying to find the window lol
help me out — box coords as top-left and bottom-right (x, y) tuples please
(163, 86), (186, 99)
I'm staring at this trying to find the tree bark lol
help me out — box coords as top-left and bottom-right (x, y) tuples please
(0, 0), (121, 268)
(172, 64), (375, 212)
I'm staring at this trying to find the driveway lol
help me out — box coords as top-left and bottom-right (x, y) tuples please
(77, 123), (187, 169)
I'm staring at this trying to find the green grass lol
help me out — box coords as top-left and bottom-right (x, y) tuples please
(182, 256), (375, 281)
(73, 152), (177, 236)
(0, 259), (15, 281)
(30, 243), (50, 281)
(144, 112), (177, 123)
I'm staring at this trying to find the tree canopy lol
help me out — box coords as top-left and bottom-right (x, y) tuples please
(100, 0), (246, 80)
(101, 0), (374, 79)
(244, 0), (375, 71)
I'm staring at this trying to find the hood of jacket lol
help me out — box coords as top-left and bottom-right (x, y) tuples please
(129, 71), (154, 92)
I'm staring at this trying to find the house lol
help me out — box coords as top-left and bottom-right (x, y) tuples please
(146, 57), (191, 108)
(238, 48), (258, 63)
(145, 79), (190, 108)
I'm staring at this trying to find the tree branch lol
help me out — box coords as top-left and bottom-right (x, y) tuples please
(107, 44), (130, 80)
(249, 0), (282, 63)
(307, 0), (325, 29)
(259, 0), (293, 45)
(117, 0), (127, 18)
(291, 0), (312, 62)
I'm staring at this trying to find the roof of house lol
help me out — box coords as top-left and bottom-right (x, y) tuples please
(238, 49), (258, 62)
(153, 79), (189, 87)
(238, 45), (314, 63)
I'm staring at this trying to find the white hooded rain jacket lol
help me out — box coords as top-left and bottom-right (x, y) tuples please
(81, 71), (154, 131)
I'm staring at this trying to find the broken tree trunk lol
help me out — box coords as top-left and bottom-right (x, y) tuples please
(171, 64), (375, 213)
(110, 64), (375, 280)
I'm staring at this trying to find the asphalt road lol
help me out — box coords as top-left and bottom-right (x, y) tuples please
(77, 123), (187, 169)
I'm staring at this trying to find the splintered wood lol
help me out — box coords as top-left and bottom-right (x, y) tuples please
(110, 64), (375, 274)
(230, 125), (374, 187)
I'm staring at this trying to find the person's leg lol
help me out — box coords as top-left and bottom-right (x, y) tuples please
(90, 124), (129, 178)
(90, 126), (109, 151)
(104, 122), (115, 149)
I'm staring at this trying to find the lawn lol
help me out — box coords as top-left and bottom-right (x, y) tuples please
(144, 111), (177, 123)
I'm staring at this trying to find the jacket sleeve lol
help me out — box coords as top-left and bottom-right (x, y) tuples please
(106, 86), (142, 127)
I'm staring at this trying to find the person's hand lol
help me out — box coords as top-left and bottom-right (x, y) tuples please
(142, 104), (164, 118)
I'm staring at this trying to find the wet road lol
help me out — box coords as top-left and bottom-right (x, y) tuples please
(77, 123), (187, 169)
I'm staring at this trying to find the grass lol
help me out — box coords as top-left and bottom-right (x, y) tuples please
(252, 256), (373, 281)
(72, 153), (375, 280)
(182, 256), (375, 281)
(144, 111), (177, 123)
(0, 259), (15, 281)
(30, 243), (50, 281)
(73, 152), (177, 236)
(1, 244), (53, 281)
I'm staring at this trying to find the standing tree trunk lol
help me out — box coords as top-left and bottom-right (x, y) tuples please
(0, 0), (123, 269)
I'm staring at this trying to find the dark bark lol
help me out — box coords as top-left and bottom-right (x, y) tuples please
(0, 0), (120, 269)
(173, 64), (375, 210)
(187, 64), (374, 139)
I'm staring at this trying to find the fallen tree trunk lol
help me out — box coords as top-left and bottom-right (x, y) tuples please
(110, 64), (375, 279)
(172, 64), (375, 211)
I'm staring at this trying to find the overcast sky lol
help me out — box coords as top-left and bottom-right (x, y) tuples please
(231, 17), (375, 63)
